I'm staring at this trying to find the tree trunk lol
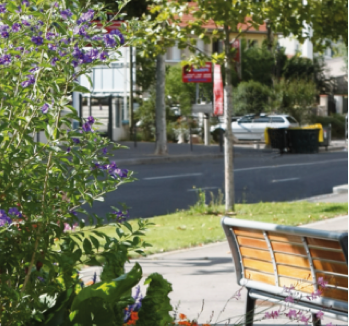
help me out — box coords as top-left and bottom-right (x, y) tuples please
(223, 24), (235, 212)
(154, 53), (167, 155)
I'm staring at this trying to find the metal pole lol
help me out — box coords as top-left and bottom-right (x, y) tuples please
(129, 46), (135, 146)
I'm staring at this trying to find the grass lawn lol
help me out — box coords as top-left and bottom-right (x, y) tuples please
(83, 201), (348, 257)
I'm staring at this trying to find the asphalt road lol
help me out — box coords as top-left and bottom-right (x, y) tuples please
(83, 151), (348, 220)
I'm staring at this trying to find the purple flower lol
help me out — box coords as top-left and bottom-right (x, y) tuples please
(21, 74), (35, 88)
(50, 57), (59, 66)
(46, 32), (56, 40)
(73, 25), (88, 37)
(41, 103), (49, 114)
(48, 43), (57, 51)
(110, 29), (125, 45)
(38, 20), (44, 26)
(0, 210), (12, 226)
(300, 314), (310, 325)
(71, 60), (79, 68)
(37, 276), (45, 283)
(87, 116), (95, 124)
(15, 46), (24, 51)
(22, 19), (30, 26)
(67, 147), (71, 153)
(29, 66), (38, 73)
(8, 207), (22, 217)
(108, 162), (128, 179)
(88, 49), (99, 60)
(317, 277), (328, 288)
(316, 311), (324, 320)
(0, 54), (11, 65)
(285, 296), (294, 303)
(72, 46), (84, 59)
(99, 51), (108, 61)
(103, 34), (116, 48)
(70, 210), (77, 216)
(72, 138), (80, 144)
(113, 209), (129, 223)
(80, 9), (94, 23)
(22, 0), (29, 7)
(0, 4), (7, 13)
(82, 122), (92, 132)
(60, 9), (73, 20)
(91, 35), (102, 41)
(102, 147), (107, 155)
(82, 53), (92, 64)
(58, 50), (67, 57)
(60, 37), (70, 45)
(12, 23), (21, 32)
(286, 309), (297, 319)
(31, 36), (44, 45)
(0, 25), (9, 38)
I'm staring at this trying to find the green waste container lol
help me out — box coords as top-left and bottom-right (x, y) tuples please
(267, 128), (288, 153)
(287, 129), (320, 154)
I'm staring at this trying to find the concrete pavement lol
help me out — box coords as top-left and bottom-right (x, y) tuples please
(80, 190), (348, 325)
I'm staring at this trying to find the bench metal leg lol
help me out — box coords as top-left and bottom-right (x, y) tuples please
(245, 289), (256, 326)
(312, 313), (321, 326)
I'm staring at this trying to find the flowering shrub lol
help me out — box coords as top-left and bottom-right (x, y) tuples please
(0, 0), (155, 325)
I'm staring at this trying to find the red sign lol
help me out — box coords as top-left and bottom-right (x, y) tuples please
(182, 62), (212, 83)
(213, 64), (224, 116)
(231, 39), (240, 63)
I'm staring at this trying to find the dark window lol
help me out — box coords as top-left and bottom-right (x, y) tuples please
(286, 116), (298, 124)
(239, 117), (253, 123)
(212, 40), (223, 54)
(271, 117), (285, 123)
(254, 117), (270, 123)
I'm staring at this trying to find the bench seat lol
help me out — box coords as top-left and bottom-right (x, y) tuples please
(221, 217), (348, 326)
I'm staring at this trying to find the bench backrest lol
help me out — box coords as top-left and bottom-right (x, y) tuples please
(221, 217), (348, 312)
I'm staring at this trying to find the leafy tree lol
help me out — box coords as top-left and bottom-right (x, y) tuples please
(266, 79), (318, 123)
(234, 80), (270, 115)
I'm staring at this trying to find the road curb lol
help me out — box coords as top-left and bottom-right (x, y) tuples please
(333, 184), (348, 194)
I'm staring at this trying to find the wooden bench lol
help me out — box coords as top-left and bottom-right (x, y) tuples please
(221, 217), (348, 326)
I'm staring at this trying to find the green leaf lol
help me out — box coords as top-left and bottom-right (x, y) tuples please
(72, 84), (91, 93)
(83, 238), (92, 254)
(123, 221), (133, 233)
(89, 235), (100, 249)
(70, 263), (142, 323)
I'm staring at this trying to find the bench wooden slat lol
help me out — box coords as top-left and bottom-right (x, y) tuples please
(240, 247), (272, 262)
(307, 237), (342, 250)
(278, 277), (313, 293)
(242, 258), (274, 274)
(310, 248), (346, 262)
(271, 241), (307, 255)
(233, 227), (264, 239)
(322, 287), (349, 302)
(313, 259), (348, 275)
(274, 252), (310, 268)
(277, 265), (312, 281)
(315, 272), (348, 288)
(244, 269), (275, 285)
(268, 232), (303, 243)
(237, 236), (268, 250)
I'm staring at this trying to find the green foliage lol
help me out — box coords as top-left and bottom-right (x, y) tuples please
(234, 80), (270, 115)
(308, 114), (346, 139)
(166, 65), (196, 116)
(137, 273), (173, 326)
(0, 1), (164, 325)
(266, 79), (318, 123)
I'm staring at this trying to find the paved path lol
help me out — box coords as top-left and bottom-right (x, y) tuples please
(80, 192), (348, 325)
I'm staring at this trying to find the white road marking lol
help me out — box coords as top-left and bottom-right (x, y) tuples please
(271, 178), (300, 183)
(235, 158), (347, 173)
(144, 173), (203, 180)
(187, 187), (219, 192)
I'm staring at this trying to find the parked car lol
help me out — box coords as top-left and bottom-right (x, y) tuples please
(211, 114), (299, 141)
